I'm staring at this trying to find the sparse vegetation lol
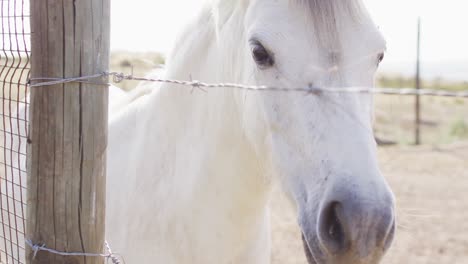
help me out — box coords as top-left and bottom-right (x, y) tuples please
(450, 119), (468, 139)
(377, 74), (468, 91)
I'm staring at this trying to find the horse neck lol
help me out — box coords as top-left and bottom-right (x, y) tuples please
(152, 4), (271, 216)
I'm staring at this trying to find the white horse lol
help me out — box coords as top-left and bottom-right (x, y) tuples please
(106, 0), (395, 263)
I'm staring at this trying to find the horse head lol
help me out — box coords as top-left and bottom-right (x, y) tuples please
(208, 0), (396, 263)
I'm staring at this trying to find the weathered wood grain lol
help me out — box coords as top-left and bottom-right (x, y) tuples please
(28, 1), (110, 263)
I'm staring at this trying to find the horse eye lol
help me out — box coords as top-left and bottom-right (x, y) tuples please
(377, 53), (385, 65)
(250, 41), (274, 69)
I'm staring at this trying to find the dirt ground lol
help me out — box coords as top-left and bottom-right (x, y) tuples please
(270, 142), (468, 264)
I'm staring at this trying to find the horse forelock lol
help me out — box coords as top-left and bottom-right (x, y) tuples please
(293, 0), (369, 51)
(295, 0), (368, 23)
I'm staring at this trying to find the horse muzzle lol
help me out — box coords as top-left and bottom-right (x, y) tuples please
(299, 183), (396, 264)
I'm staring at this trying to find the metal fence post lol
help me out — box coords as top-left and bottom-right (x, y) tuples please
(415, 17), (421, 145)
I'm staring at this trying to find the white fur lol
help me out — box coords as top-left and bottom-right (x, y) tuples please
(105, 0), (393, 263)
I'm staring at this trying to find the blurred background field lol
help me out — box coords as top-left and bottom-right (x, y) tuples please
(110, 52), (165, 91)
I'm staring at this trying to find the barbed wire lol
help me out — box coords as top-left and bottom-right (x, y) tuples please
(26, 239), (124, 264)
(27, 72), (468, 98)
(28, 74), (108, 87)
(105, 240), (124, 264)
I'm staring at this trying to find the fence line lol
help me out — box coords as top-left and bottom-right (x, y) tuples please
(27, 72), (468, 99)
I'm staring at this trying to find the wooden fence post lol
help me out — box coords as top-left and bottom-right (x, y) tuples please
(27, 1), (110, 263)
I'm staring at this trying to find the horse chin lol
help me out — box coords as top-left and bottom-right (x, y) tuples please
(301, 233), (321, 264)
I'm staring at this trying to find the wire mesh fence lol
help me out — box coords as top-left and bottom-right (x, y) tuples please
(0, 0), (30, 263)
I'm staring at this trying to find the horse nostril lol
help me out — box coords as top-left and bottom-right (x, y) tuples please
(328, 206), (344, 242)
(319, 201), (349, 254)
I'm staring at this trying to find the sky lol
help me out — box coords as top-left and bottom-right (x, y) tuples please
(2, 0), (466, 78)
(111, 0), (468, 62)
